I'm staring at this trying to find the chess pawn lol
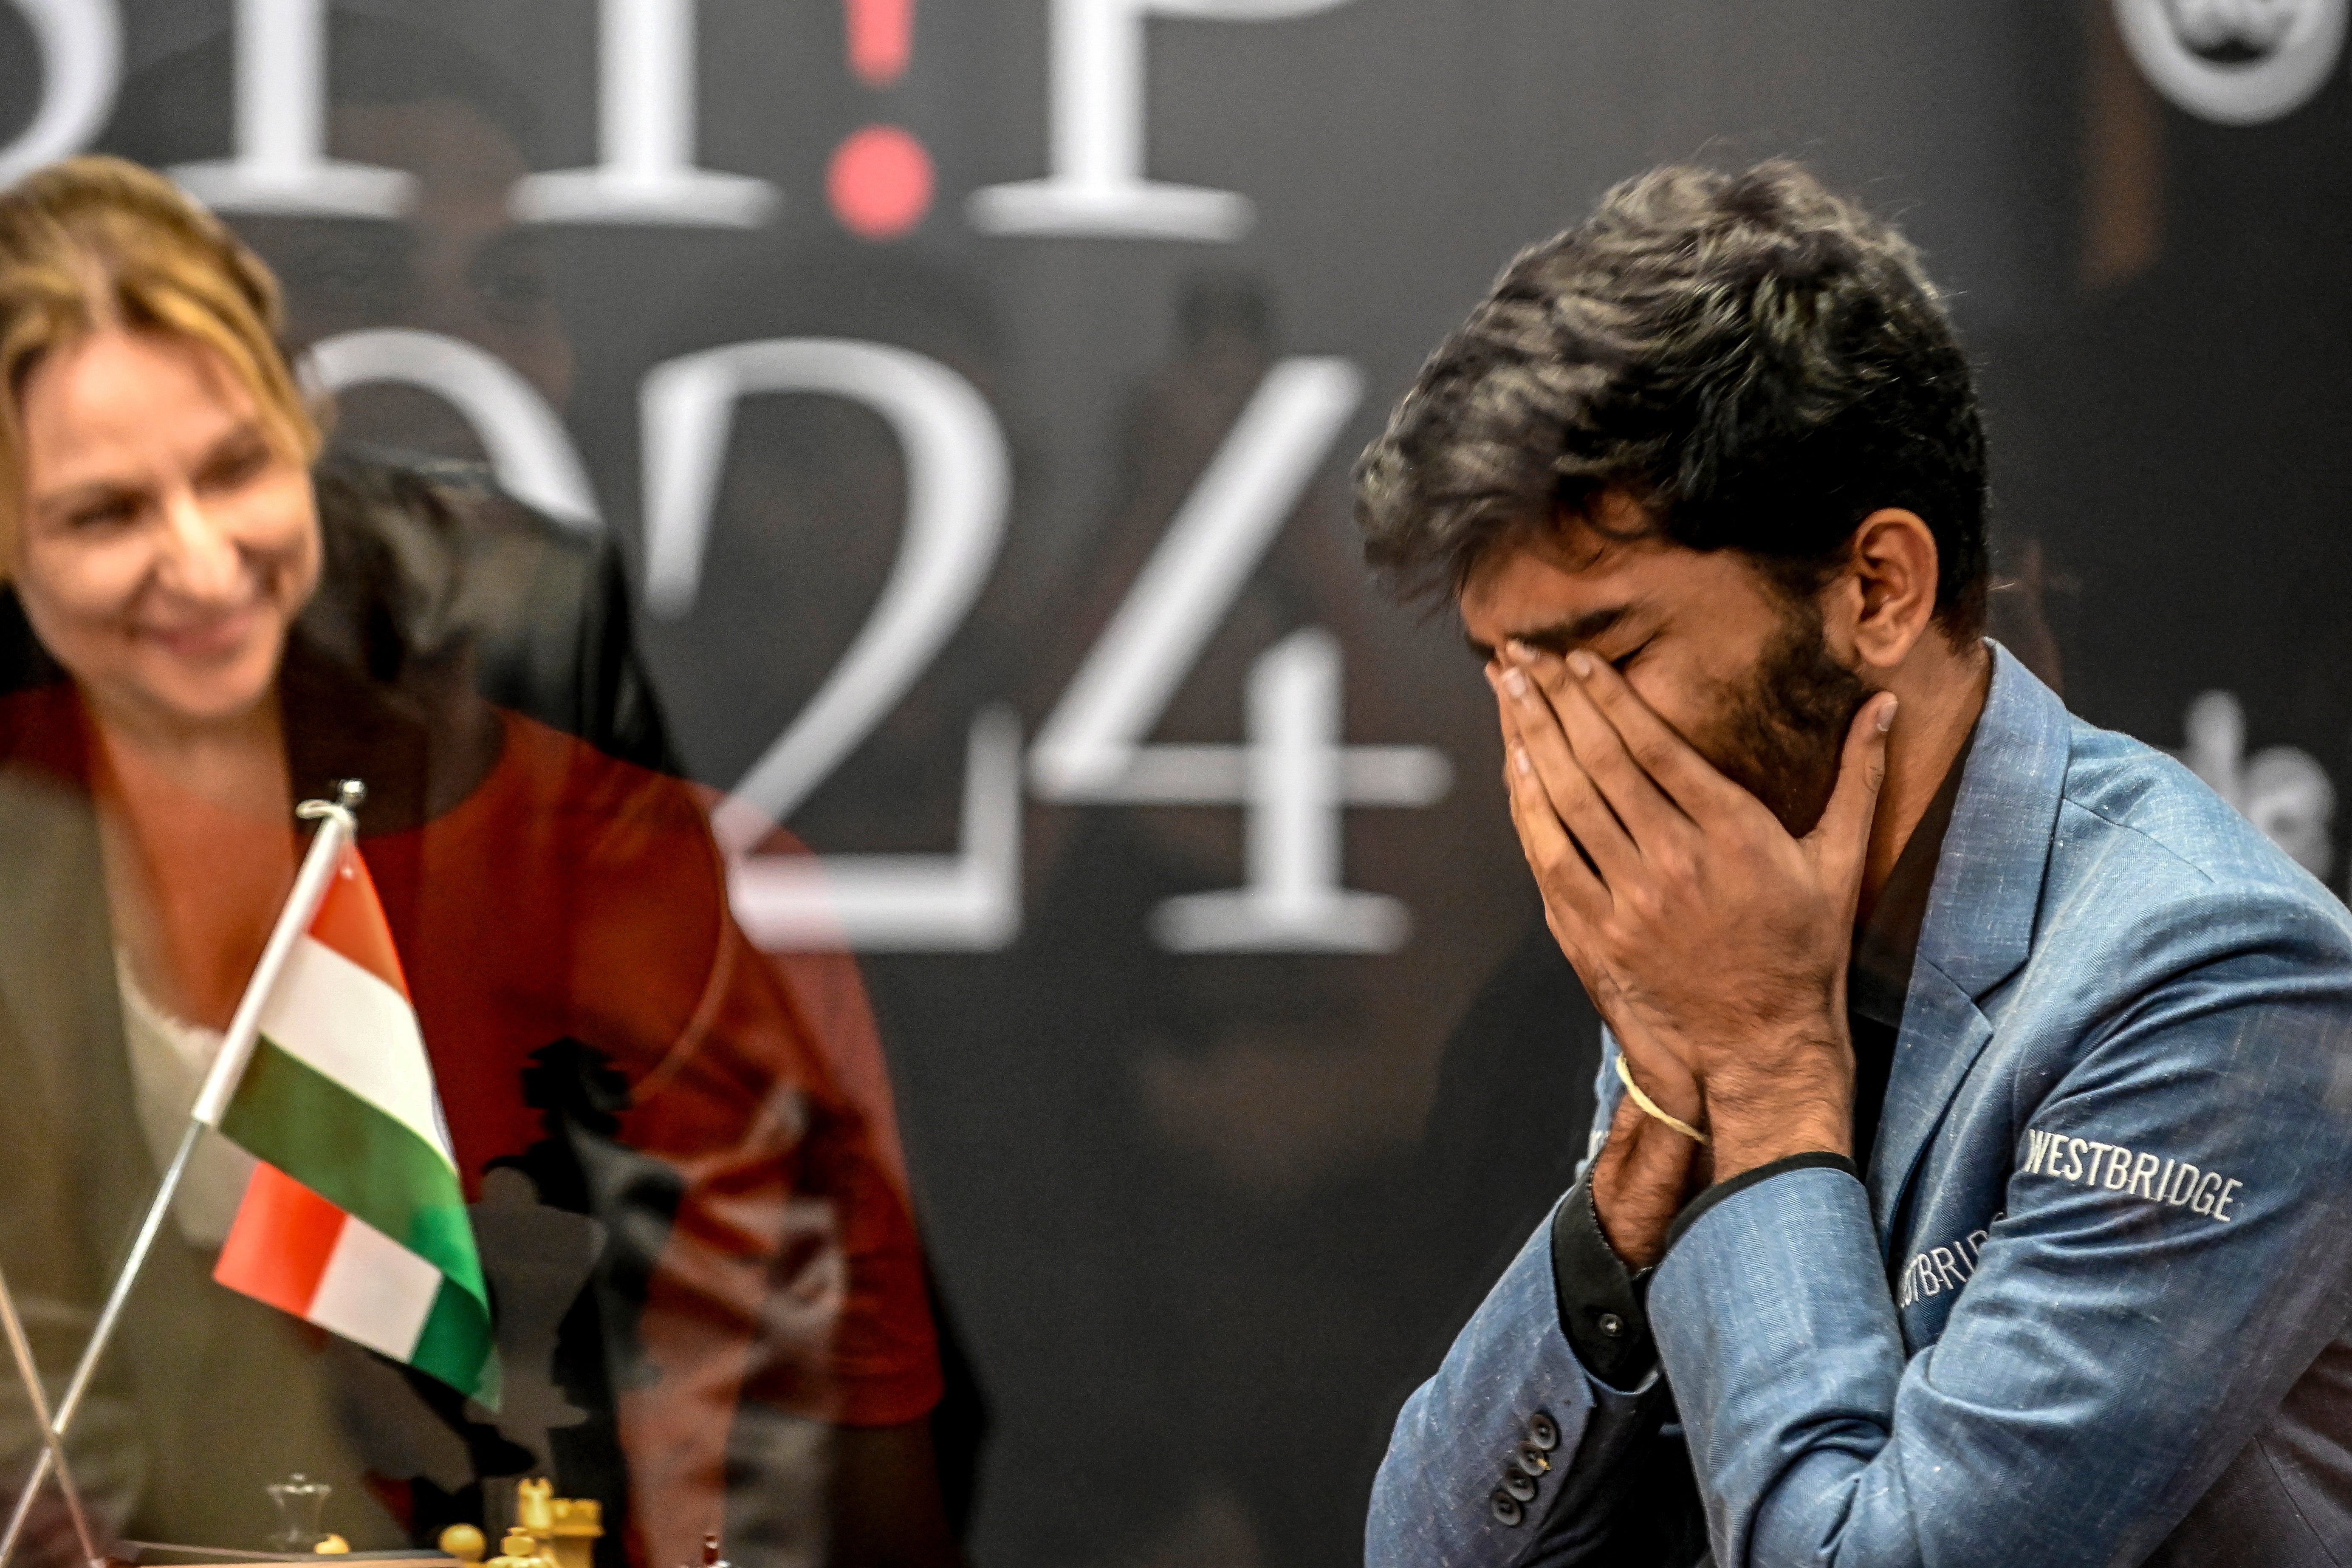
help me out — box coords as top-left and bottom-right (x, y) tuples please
(487, 1528), (553, 1568)
(438, 1524), (488, 1564)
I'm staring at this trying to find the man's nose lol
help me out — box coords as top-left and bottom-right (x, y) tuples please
(154, 486), (243, 600)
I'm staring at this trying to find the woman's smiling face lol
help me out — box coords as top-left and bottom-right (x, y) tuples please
(12, 326), (319, 735)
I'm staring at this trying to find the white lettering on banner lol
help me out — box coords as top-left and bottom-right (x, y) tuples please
(726, 708), (1025, 952)
(2114, 0), (2347, 126)
(170, 0), (415, 216)
(156, 0), (1387, 241)
(2020, 1127), (2245, 1223)
(0, 0), (118, 186)
(968, 0), (1359, 241)
(2177, 690), (2336, 881)
(510, 0), (779, 227)
(624, 345), (1454, 952)
(640, 339), (1018, 951)
(1029, 359), (1451, 952)
(299, 331), (601, 533)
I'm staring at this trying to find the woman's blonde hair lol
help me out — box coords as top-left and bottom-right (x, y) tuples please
(0, 155), (319, 560)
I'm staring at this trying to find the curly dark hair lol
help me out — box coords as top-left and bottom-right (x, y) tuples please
(1354, 161), (1988, 636)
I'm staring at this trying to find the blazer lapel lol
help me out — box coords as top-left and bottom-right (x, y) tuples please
(0, 716), (162, 1299)
(1868, 644), (2073, 1240)
(1869, 962), (1991, 1249)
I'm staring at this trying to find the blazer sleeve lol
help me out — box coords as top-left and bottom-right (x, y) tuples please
(1367, 1035), (1677, 1568)
(1647, 892), (2352, 1567)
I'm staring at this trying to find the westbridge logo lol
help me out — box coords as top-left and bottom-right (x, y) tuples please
(2117, 0), (2347, 122)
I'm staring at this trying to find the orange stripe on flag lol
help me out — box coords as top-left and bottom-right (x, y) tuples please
(306, 848), (410, 1000)
(214, 1162), (346, 1316)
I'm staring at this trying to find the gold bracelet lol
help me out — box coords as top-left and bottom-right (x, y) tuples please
(1614, 1053), (1710, 1145)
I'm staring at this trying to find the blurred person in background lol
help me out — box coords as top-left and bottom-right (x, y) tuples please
(1358, 162), (2352, 1565)
(0, 157), (961, 1568)
(615, 239), (1019, 1544)
(109, 11), (994, 1542)
(107, 10), (573, 462)
(87, 12), (660, 766)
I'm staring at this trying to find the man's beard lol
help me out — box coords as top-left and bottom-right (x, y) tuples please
(1704, 598), (1877, 836)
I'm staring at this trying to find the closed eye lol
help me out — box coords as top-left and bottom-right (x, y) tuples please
(62, 489), (143, 531)
(195, 431), (274, 493)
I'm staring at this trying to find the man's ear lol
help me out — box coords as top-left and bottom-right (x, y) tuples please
(1842, 508), (1940, 674)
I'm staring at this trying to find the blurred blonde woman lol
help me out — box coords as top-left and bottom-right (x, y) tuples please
(0, 157), (960, 1568)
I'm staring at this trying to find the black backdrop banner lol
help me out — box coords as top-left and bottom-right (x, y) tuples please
(1, 0), (2344, 1560)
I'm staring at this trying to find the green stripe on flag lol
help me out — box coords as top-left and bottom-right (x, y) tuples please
(221, 1038), (489, 1309)
(412, 1277), (500, 1406)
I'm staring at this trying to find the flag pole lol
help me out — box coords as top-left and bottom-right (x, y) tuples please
(0, 1260), (100, 1568)
(0, 782), (367, 1568)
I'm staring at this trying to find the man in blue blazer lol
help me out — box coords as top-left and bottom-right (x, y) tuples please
(1352, 161), (2352, 1565)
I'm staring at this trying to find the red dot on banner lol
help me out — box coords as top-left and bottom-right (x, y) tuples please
(827, 125), (933, 240)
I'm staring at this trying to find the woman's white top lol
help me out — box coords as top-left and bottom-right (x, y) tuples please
(115, 950), (259, 1249)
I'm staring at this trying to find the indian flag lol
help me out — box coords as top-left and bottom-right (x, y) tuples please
(209, 848), (498, 1405)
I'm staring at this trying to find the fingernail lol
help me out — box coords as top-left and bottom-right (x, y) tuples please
(1513, 746), (1532, 775)
(1877, 695), (1898, 732)
(1506, 640), (1537, 666)
(1567, 651), (1595, 679)
(1502, 667), (1528, 698)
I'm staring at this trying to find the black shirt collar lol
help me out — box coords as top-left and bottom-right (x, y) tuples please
(1847, 718), (1979, 1029)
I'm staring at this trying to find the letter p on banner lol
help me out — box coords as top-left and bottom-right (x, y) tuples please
(968, 0), (1359, 241)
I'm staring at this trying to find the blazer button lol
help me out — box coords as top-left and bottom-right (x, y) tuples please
(1501, 1471), (1538, 1504)
(1528, 1410), (1561, 1451)
(1598, 1312), (1625, 1337)
(1489, 1491), (1525, 1527)
(1513, 1441), (1551, 1478)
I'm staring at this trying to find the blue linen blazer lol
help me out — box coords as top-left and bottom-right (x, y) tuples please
(1368, 646), (2352, 1566)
